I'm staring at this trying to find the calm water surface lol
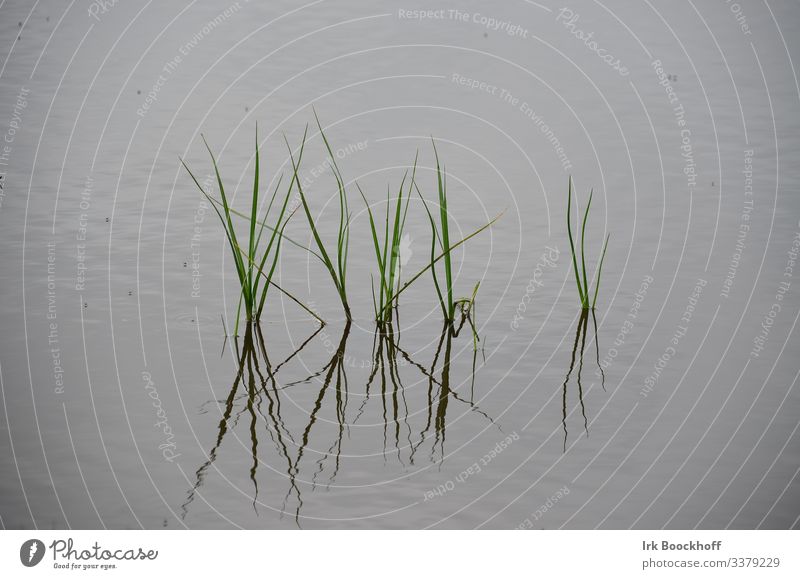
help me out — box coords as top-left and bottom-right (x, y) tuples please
(0, 0), (798, 529)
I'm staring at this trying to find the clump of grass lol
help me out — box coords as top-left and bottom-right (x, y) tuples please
(181, 126), (313, 334)
(417, 139), (493, 332)
(366, 140), (501, 325)
(566, 176), (610, 310)
(286, 111), (352, 319)
(359, 154), (417, 324)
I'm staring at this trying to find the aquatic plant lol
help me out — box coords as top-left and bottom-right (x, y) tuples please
(359, 155), (417, 323)
(286, 111), (352, 319)
(181, 126), (308, 334)
(566, 176), (610, 309)
(354, 140), (501, 331)
(415, 140), (499, 339)
(184, 119), (502, 329)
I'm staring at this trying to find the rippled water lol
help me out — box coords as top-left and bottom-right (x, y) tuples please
(0, 0), (798, 529)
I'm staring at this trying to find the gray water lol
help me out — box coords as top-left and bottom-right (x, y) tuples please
(1, 0), (799, 529)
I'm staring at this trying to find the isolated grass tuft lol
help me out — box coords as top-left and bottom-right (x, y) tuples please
(566, 176), (610, 310)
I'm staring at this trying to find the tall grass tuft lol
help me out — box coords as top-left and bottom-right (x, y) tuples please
(359, 154), (417, 323)
(566, 176), (610, 310)
(411, 139), (502, 342)
(286, 111), (352, 319)
(364, 139), (502, 326)
(181, 126), (311, 334)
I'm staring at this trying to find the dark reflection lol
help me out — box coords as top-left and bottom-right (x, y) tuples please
(284, 321), (351, 517)
(357, 321), (412, 465)
(181, 323), (321, 521)
(430, 325), (453, 463)
(451, 302), (484, 404)
(409, 322), (499, 464)
(561, 310), (605, 451)
(182, 316), (496, 525)
(592, 310), (606, 392)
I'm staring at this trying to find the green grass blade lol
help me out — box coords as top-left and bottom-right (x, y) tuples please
(286, 127), (349, 317)
(418, 184), (447, 319)
(592, 233), (610, 310)
(202, 135), (250, 313)
(396, 154), (416, 295)
(566, 176), (586, 307)
(432, 139), (453, 320)
(234, 288), (243, 335)
(358, 184), (385, 274)
(253, 174), (283, 254)
(381, 185), (391, 308)
(253, 186), (293, 314)
(267, 278), (324, 325)
(313, 109), (350, 300)
(255, 205), (297, 318)
(468, 281), (481, 350)
(358, 183), (388, 317)
(251, 174), (284, 301)
(341, 210), (350, 297)
(370, 274), (379, 319)
(580, 189), (593, 308)
(386, 171), (408, 307)
(247, 124), (260, 305)
(401, 152), (418, 233)
(181, 156), (249, 325)
(287, 127), (334, 272)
